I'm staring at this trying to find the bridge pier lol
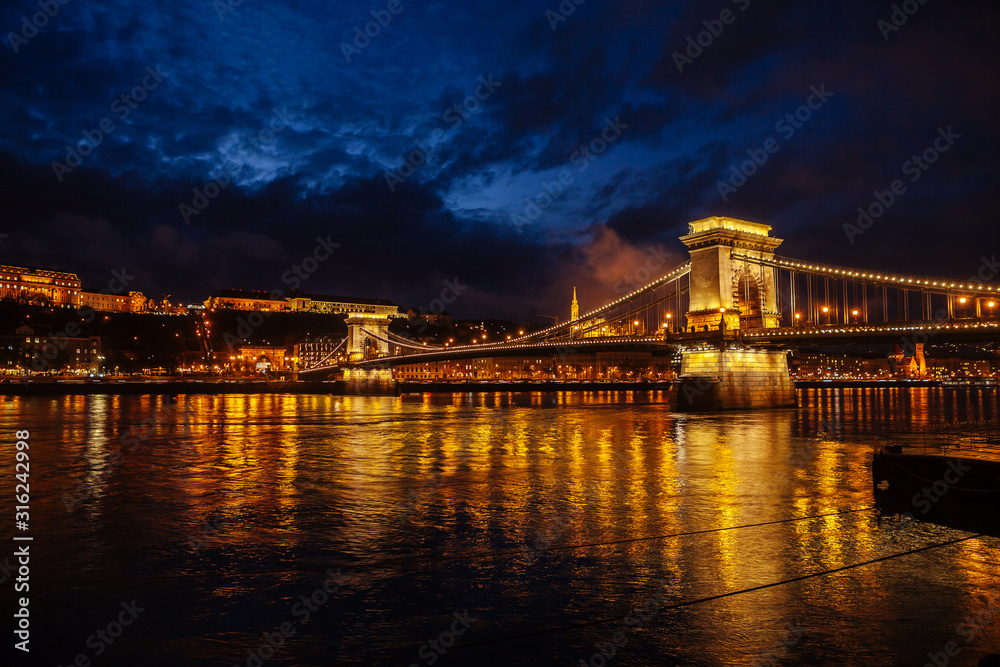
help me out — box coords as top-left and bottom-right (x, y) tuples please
(674, 346), (796, 411)
(342, 368), (396, 394)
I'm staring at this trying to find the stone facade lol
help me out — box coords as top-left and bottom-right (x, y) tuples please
(679, 216), (783, 332)
(347, 316), (392, 361)
(674, 348), (796, 411)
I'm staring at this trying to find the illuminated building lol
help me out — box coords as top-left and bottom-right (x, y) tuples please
(204, 289), (290, 312)
(293, 335), (346, 371)
(205, 289), (401, 317)
(568, 287), (617, 338)
(925, 358), (993, 378)
(0, 264), (81, 308)
(286, 293), (401, 317)
(79, 290), (149, 313)
(1, 324), (100, 373)
(394, 351), (674, 381)
(791, 352), (892, 379)
(232, 345), (292, 373)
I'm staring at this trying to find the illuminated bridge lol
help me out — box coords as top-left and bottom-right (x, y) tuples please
(308, 217), (999, 409)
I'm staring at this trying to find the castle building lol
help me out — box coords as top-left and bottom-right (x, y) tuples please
(205, 289), (400, 317)
(0, 265), (81, 308)
(79, 290), (148, 313)
(204, 289), (289, 312)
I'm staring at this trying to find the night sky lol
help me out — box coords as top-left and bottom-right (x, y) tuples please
(2, 0), (999, 320)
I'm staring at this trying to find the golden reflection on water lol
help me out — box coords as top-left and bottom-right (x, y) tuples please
(4, 387), (999, 664)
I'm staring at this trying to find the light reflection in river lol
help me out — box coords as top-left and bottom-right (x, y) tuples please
(1, 387), (998, 666)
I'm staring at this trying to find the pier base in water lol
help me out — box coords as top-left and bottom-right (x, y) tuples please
(342, 368), (397, 395)
(674, 347), (796, 411)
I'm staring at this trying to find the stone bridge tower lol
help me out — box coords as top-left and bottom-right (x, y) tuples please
(679, 216), (783, 332)
(346, 316), (392, 362)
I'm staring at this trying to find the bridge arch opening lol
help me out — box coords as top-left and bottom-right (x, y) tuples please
(733, 270), (765, 329)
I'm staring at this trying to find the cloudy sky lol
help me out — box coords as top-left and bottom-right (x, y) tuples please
(2, 0), (998, 319)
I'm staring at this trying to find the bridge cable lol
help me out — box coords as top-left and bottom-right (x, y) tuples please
(359, 326), (444, 351)
(299, 337), (346, 372)
(329, 532), (985, 666)
(552, 284), (690, 341)
(518, 262), (691, 343)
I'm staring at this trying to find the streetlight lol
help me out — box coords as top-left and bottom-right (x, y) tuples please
(822, 306), (829, 325)
(852, 309), (859, 325)
(794, 313), (801, 326)
(959, 297), (968, 318)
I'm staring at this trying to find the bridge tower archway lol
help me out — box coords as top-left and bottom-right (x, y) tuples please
(733, 268), (766, 329)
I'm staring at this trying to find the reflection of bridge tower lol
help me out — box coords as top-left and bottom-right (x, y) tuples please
(679, 216), (783, 332)
(346, 316), (392, 362)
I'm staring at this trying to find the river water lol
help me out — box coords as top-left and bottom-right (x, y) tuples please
(2, 388), (999, 666)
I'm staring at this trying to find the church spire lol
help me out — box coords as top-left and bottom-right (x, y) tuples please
(571, 286), (579, 322)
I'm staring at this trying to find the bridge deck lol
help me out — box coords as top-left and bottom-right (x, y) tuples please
(351, 319), (1000, 368)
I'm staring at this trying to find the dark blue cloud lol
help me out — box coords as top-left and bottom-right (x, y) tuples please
(1, 0), (998, 318)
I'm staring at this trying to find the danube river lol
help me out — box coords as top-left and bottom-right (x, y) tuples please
(3, 388), (999, 666)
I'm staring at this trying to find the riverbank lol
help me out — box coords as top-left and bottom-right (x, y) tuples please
(795, 379), (950, 388)
(2, 377), (993, 396)
(0, 379), (346, 396)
